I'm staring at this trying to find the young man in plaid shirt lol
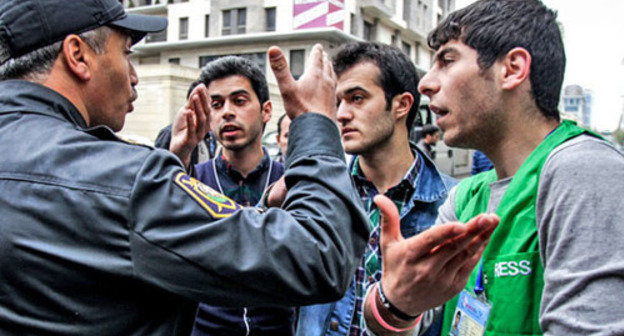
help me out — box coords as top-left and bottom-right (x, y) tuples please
(296, 41), (456, 336)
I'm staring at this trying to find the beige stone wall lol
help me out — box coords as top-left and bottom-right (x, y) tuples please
(119, 63), (201, 143)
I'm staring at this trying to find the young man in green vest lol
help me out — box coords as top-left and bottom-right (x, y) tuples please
(363, 0), (624, 335)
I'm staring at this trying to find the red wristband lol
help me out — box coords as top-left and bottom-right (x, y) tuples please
(370, 283), (422, 333)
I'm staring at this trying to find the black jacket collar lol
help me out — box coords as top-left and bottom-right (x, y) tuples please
(0, 80), (88, 129)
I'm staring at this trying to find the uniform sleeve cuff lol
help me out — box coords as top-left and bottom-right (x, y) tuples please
(285, 113), (344, 168)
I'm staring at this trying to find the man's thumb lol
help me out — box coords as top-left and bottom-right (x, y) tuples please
(374, 195), (403, 246)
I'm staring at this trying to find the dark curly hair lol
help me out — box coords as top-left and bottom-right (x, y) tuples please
(427, 0), (565, 120)
(332, 42), (421, 135)
(198, 56), (269, 104)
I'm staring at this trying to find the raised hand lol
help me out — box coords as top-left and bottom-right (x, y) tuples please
(268, 44), (337, 121)
(375, 194), (498, 316)
(169, 84), (210, 169)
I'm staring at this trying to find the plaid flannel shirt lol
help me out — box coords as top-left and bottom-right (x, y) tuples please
(348, 155), (420, 336)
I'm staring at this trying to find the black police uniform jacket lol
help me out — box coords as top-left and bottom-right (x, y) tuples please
(0, 80), (368, 335)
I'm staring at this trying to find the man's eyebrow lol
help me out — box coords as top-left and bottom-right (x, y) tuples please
(229, 89), (250, 97)
(339, 86), (368, 97)
(435, 46), (459, 61)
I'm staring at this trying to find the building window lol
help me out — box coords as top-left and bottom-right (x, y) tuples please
(205, 14), (210, 37)
(290, 49), (305, 80)
(415, 42), (420, 64)
(391, 34), (398, 46)
(168, 57), (181, 65)
(402, 41), (411, 57)
(363, 21), (373, 41)
(179, 17), (188, 40)
(403, 0), (410, 21)
(199, 55), (217, 68)
(145, 27), (167, 43)
(246, 52), (265, 74)
(222, 10), (231, 35)
(199, 52), (266, 74)
(237, 8), (247, 34)
(222, 8), (246, 35)
(350, 13), (357, 35)
(265, 7), (276, 32)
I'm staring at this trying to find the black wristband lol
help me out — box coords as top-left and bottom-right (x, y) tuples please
(377, 282), (419, 321)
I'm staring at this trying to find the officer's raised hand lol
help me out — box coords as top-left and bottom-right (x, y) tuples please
(364, 195), (499, 335)
(269, 44), (337, 121)
(169, 83), (210, 169)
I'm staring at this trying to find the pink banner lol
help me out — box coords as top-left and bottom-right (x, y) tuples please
(293, 0), (345, 30)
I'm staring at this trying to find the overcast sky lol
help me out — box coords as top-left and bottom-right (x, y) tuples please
(454, 0), (624, 131)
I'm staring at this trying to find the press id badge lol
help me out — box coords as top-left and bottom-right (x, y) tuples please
(448, 290), (491, 336)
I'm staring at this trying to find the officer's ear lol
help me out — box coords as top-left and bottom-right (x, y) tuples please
(61, 34), (95, 82)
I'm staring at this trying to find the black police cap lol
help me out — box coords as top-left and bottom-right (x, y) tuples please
(0, 0), (168, 64)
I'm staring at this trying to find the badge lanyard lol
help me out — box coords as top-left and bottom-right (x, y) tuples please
(451, 258), (492, 336)
(474, 259), (485, 296)
(211, 148), (273, 195)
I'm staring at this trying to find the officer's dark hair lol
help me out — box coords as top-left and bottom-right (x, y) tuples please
(332, 41), (420, 136)
(421, 124), (440, 137)
(427, 0), (564, 121)
(0, 26), (112, 81)
(276, 114), (288, 137)
(198, 56), (269, 105)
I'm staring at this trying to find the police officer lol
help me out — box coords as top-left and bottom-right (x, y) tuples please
(0, 0), (371, 334)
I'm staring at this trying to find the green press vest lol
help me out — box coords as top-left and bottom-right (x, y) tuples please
(441, 120), (590, 336)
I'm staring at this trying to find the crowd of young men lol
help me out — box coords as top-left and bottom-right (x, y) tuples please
(1, 0), (623, 335)
(296, 41), (455, 336)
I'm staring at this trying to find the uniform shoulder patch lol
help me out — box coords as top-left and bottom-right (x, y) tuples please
(173, 172), (242, 218)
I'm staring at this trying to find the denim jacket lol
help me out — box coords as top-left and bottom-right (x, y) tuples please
(296, 145), (456, 336)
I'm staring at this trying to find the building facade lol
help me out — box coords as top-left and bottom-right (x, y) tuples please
(119, 0), (455, 144)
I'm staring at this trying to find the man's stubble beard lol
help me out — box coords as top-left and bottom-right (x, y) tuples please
(345, 112), (396, 157)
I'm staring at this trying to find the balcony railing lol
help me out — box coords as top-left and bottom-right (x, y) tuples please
(360, 0), (395, 19)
